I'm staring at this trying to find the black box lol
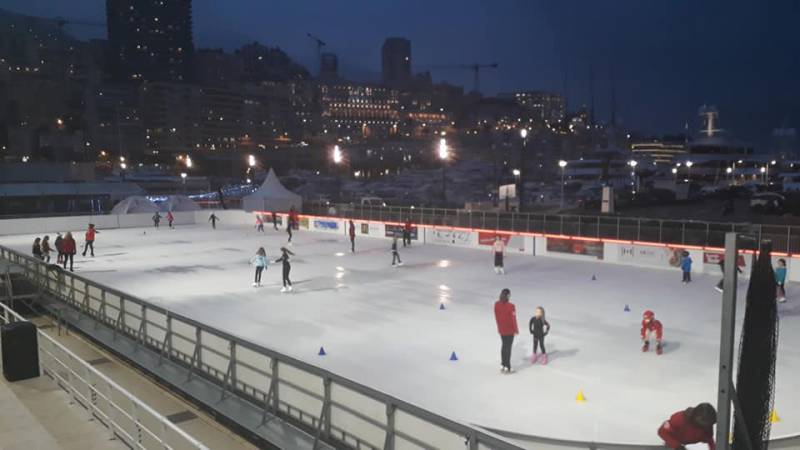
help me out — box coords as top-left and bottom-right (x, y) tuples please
(1, 321), (40, 382)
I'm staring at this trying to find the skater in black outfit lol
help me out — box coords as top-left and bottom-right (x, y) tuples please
(715, 258), (742, 292)
(391, 236), (403, 266)
(208, 213), (219, 229)
(41, 235), (52, 262)
(349, 220), (356, 253)
(529, 307), (550, 365)
(274, 247), (295, 292)
(32, 237), (43, 259)
(271, 211), (278, 230)
(286, 216), (293, 244)
(152, 212), (161, 228)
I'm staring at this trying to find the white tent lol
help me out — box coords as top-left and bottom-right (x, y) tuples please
(158, 195), (201, 212)
(242, 168), (302, 212)
(110, 196), (160, 214)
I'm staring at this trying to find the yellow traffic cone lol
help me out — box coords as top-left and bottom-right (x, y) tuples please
(576, 390), (586, 403)
(770, 409), (781, 423)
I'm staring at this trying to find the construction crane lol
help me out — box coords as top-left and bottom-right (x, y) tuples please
(425, 62), (499, 93)
(306, 32), (327, 75)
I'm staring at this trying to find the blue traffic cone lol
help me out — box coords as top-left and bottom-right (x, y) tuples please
(624, 304), (630, 312)
(439, 303), (446, 310)
(591, 275), (597, 281)
(449, 351), (458, 361)
(318, 346), (326, 356)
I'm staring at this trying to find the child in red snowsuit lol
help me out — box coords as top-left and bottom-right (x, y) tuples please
(641, 310), (663, 354)
(658, 403), (716, 450)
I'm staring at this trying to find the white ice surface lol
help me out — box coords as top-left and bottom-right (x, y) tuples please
(3, 224), (798, 443)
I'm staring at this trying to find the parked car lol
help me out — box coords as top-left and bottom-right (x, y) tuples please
(750, 192), (785, 214)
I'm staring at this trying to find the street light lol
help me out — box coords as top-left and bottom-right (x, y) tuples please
(760, 166), (767, 183)
(512, 169), (520, 177)
(438, 138), (449, 205)
(672, 167), (678, 184)
(332, 145), (344, 201)
(686, 161), (694, 181)
(248, 154), (256, 167)
(629, 160), (638, 193)
(518, 128), (529, 211)
(333, 144), (343, 164)
(185, 155), (193, 168)
(558, 160), (568, 209)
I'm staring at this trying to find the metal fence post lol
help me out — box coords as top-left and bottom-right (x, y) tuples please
(637, 218), (641, 241)
(578, 216), (582, 236)
(596, 216), (600, 239)
(788, 227), (792, 254)
(384, 404), (396, 450)
(323, 377), (332, 439)
(616, 217), (620, 239)
(659, 220), (663, 243)
(682, 221), (686, 244)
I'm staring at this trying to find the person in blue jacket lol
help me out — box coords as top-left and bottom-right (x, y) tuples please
(680, 251), (692, 283)
(775, 258), (787, 303)
(251, 247), (268, 287)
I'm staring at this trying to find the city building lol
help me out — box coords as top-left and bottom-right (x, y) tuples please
(235, 42), (309, 82)
(500, 91), (566, 123)
(84, 83), (146, 160)
(381, 37), (411, 88)
(318, 82), (400, 139)
(106, 0), (194, 82)
(194, 48), (243, 85)
(319, 52), (338, 80)
(631, 139), (687, 165)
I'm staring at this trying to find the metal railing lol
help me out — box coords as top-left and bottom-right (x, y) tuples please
(305, 204), (800, 254)
(0, 298), (208, 450)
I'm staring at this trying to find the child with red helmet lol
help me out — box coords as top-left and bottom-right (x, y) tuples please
(641, 310), (663, 355)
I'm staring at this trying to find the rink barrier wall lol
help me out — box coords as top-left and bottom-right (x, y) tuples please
(0, 245), (532, 450)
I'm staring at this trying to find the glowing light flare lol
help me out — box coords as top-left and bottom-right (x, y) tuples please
(438, 138), (448, 160)
(333, 145), (343, 164)
(248, 154), (256, 167)
(437, 260), (451, 268)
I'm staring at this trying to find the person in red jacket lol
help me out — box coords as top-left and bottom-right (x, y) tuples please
(167, 211), (175, 229)
(61, 231), (76, 271)
(641, 310), (664, 354)
(403, 219), (412, 247)
(349, 220), (356, 253)
(494, 288), (519, 373)
(82, 224), (98, 257)
(658, 403), (716, 450)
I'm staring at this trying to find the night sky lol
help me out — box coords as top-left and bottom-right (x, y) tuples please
(4, 0), (798, 147)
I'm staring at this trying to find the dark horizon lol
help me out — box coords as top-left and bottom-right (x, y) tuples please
(3, 0), (798, 147)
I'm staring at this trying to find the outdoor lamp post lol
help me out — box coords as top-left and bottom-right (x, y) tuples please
(686, 160), (694, 181)
(726, 167), (733, 183)
(760, 166), (767, 183)
(672, 167), (678, 184)
(558, 160), (568, 209)
(629, 160), (638, 193)
(519, 128), (528, 211)
(333, 144), (344, 201)
(438, 138), (449, 205)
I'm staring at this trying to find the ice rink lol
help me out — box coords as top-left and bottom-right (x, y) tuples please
(3, 223), (799, 443)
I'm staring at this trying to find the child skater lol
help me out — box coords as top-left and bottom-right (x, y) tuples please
(251, 247), (267, 287)
(493, 236), (506, 274)
(167, 211), (174, 228)
(256, 215), (265, 233)
(641, 310), (664, 355)
(680, 251), (692, 283)
(274, 247), (295, 292)
(41, 235), (52, 262)
(349, 220), (356, 253)
(391, 236), (403, 267)
(152, 212), (161, 228)
(529, 307), (551, 364)
(776, 258), (787, 303)
(286, 215), (293, 244)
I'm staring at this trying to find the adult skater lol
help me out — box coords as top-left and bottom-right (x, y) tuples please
(776, 258), (787, 303)
(402, 218), (412, 247)
(680, 251), (692, 283)
(286, 215), (294, 244)
(41, 235), (52, 263)
(657, 403), (716, 450)
(32, 237), (43, 260)
(167, 211), (174, 228)
(391, 236), (403, 266)
(251, 247), (268, 287)
(61, 232), (76, 271)
(529, 306), (550, 364)
(81, 224), (98, 257)
(255, 215), (265, 233)
(271, 211), (278, 230)
(641, 310), (663, 355)
(209, 213), (219, 229)
(274, 247), (295, 292)
(494, 288), (518, 373)
(715, 257), (742, 292)
(152, 212), (161, 228)
(54, 232), (64, 264)
(493, 236), (506, 274)
(289, 206), (299, 230)
(349, 220), (356, 253)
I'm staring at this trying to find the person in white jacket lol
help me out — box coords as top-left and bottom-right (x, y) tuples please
(493, 236), (506, 274)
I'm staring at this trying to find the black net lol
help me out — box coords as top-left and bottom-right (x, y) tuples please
(732, 244), (780, 450)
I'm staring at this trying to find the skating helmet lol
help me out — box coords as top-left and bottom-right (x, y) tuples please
(643, 310), (655, 320)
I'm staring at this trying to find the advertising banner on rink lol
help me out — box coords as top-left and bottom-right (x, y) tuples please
(703, 251), (746, 267)
(299, 217), (310, 230)
(385, 224), (418, 240)
(618, 244), (687, 268)
(428, 228), (472, 246)
(313, 219), (339, 231)
(478, 232), (525, 252)
(546, 237), (604, 259)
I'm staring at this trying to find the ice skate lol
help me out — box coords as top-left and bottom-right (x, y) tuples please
(530, 353), (538, 364)
(540, 354), (548, 365)
(656, 343), (663, 355)
(287, 286), (293, 292)
(714, 286), (723, 293)
(280, 287), (287, 293)
(500, 366), (506, 373)
(397, 261), (403, 266)
(500, 268), (505, 275)
(252, 282), (258, 287)
(778, 296), (787, 303)
(641, 341), (650, 352)
(506, 367), (515, 374)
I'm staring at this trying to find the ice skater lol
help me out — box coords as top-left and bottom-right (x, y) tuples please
(641, 310), (663, 355)
(251, 247), (267, 287)
(494, 288), (519, 373)
(391, 236), (403, 266)
(493, 236), (505, 274)
(403, 218), (412, 247)
(657, 403), (716, 450)
(255, 215), (264, 233)
(715, 257), (742, 292)
(286, 216), (293, 244)
(152, 212), (161, 228)
(776, 258), (787, 303)
(349, 220), (356, 253)
(167, 211), (174, 228)
(82, 224), (98, 257)
(274, 247), (294, 292)
(54, 232), (64, 264)
(41, 235), (52, 263)
(271, 211), (278, 230)
(680, 251), (692, 283)
(529, 306), (550, 364)
(208, 213), (219, 229)
(61, 232), (76, 271)
(32, 237), (43, 260)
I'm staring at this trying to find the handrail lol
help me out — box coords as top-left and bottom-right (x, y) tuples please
(0, 296), (208, 450)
